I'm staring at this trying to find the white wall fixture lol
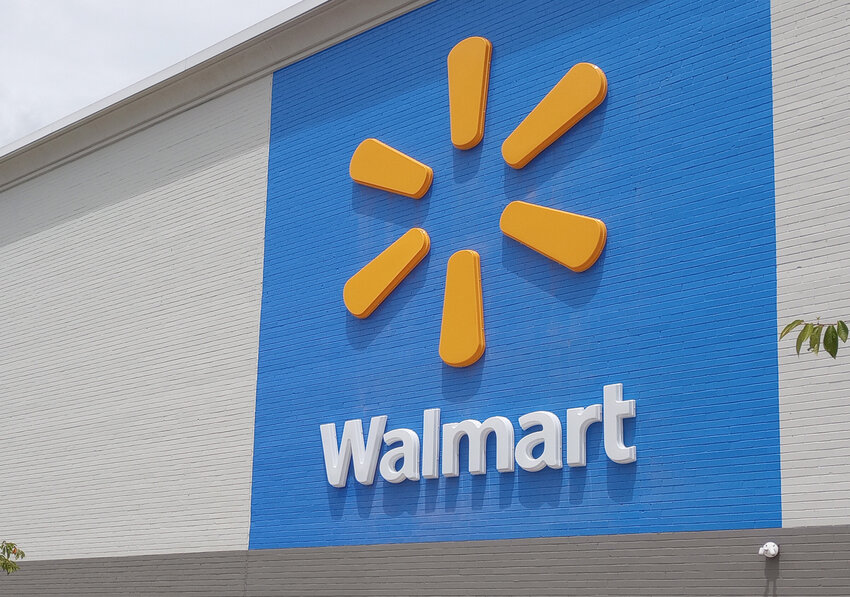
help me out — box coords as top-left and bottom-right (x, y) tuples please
(380, 428), (421, 483)
(566, 404), (602, 467)
(442, 417), (516, 476)
(758, 542), (780, 558)
(320, 416), (388, 487)
(515, 411), (563, 472)
(603, 383), (637, 464)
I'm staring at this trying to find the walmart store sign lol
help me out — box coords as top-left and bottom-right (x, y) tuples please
(321, 383), (636, 487)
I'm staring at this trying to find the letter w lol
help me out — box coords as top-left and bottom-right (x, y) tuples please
(320, 416), (387, 487)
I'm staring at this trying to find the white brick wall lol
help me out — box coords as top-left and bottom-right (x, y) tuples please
(0, 77), (271, 559)
(773, 0), (850, 526)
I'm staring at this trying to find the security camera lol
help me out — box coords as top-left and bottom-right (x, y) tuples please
(758, 542), (779, 558)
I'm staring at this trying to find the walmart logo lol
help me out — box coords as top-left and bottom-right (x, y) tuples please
(343, 37), (608, 367)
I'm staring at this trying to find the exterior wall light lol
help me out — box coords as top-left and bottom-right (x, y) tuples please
(758, 542), (779, 558)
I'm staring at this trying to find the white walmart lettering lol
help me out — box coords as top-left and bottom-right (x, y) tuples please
(319, 383), (636, 487)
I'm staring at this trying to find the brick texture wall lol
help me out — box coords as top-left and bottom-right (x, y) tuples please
(1, 0), (849, 593)
(0, 78), (271, 559)
(773, 0), (850, 527)
(251, 0), (782, 548)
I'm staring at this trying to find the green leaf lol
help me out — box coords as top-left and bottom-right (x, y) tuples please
(810, 325), (823, 355)
(838, 320), (848, 343)
(825, 325), (839, 358)
(797, 323), (813, 355)
(780, 319), (805, 340)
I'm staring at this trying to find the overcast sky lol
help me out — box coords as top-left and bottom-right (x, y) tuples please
(0, 0), (302, 149)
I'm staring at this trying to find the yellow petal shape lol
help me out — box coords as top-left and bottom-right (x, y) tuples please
(500, 200), (606, 272)
(501, 62), (607, 169)
(344, 228), (431, 319)
(439, 250), (485, 367)
(448, 36), (492, 150)
(349, 138), (433, 198)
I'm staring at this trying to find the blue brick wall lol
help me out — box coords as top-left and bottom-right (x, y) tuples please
(250, 0), (779, 548)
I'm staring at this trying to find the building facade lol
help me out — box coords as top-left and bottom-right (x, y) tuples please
(1, 0), (849, 594)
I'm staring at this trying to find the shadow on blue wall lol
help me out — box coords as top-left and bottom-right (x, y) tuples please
(441, 355), (485, 402)
(351, 181), (432, 227)
(452, 142), (485, 184)
(345, 254), (432, 350)
(501, 98), (609, 200)
(501, 236), (607, 308)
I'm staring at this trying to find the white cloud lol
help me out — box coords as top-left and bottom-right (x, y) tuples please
(0, 0), (300, 148)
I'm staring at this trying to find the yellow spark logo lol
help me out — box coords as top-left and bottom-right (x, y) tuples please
(344, 37), (608, 368)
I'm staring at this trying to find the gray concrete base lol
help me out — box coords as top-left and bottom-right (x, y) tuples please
(5, 526), (850, 596)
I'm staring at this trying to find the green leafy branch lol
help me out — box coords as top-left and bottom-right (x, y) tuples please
(780, 319), (849, 358)
(0, 541), (25, 575)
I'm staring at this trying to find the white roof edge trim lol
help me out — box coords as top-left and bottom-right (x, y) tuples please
(0, 0), (329, 159)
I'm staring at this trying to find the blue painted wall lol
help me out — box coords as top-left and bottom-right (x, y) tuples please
(250, 0), (779, 548)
